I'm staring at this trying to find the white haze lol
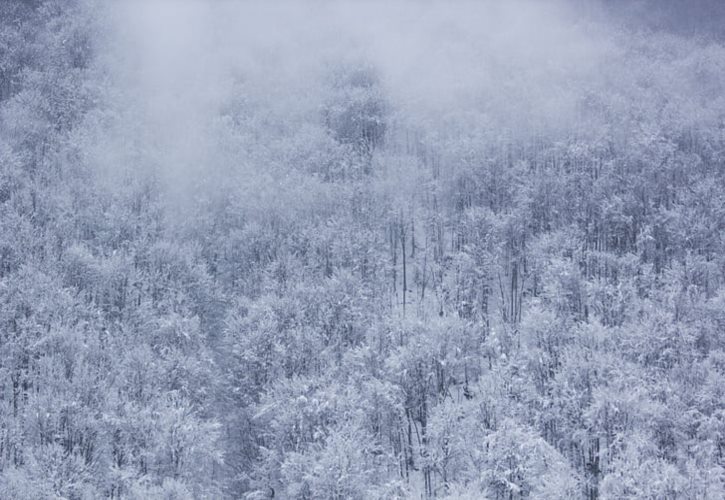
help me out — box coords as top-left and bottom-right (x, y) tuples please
(89, 0), (616, 207)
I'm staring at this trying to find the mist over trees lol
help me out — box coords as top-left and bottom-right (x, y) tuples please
(1, 0), (725, 498)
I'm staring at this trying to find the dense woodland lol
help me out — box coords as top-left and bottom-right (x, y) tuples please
(1, 1), (725, 498)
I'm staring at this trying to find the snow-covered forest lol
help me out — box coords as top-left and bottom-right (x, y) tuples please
(1, 0), (725, 498)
